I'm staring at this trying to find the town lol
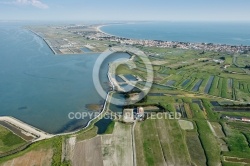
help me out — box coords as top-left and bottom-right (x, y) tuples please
(68, 24), (250, 54)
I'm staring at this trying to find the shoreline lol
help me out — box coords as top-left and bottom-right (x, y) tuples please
(0, 91), (113, 139)
(96, 22), (136, 38)
(0, 61), (117, 138)
(96, 23), (132, 38)
(0, 28), (118, 139)
(96, 25), (114, 37)
(0, 47), (134, 139)
(28, 29), (57, 55)
(96, 23), (250, 47)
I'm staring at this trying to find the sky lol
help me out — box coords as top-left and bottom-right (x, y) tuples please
(0, 0), (250, 21)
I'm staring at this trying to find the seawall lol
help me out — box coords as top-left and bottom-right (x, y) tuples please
(28, 29), (57, 55)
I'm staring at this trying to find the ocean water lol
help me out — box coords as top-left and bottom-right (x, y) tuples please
(0, 23), (130, 134)
(101, 22), (250, 45)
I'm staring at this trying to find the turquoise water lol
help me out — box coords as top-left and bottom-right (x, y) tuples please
(0, 23), (130, 134)
(101, 22), (250, 45)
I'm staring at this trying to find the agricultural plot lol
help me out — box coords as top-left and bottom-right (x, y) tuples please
(204, 76), (215, 94)
(221, 78), (229, 98)
(227, 122), (250, 133)
(181, 79), (190, 87)
(223, 128), (250, 159)
(226, 65), (245, 74)
(233, 80), (250, 101)
(184, 103), (193, 119)
(217, 121), (250, 165)
(192, 79), (203, 92)
(135, 49), (250, 103)
(0, 125), (27, 154)
(166, 80), (176, 86)
(130, 48), (250, 163)
(209, 76), (220, 96)
(1, 149), (53, 166)
(101, 123), (133, 166)
(72, 136), (103, 166)
(208, 122), (228, 152)
(236, 54), (250, 67)
(195, 120), (221, 166)
(174, 103), (187, 118)
(136, 118), (191, 166)
(185, 131), (207, 166)
(190, 103), (205, 119)
(136, 119), (165, 166)
(202, 99), (219, 121)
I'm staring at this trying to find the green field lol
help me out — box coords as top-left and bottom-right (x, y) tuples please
(135, 119), (191, 165)
(185, 131), (207, 166)
(0, 125), (26, 154)
(123, 47), (250, 103)
(195, 120), (221, 165)
(223, 123), (250, 158)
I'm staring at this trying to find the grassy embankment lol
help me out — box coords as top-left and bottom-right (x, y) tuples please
(0, 126), (26, 153)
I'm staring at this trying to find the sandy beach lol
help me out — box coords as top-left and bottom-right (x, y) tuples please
(96, 25), (114, 36)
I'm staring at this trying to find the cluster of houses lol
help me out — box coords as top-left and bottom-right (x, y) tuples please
(63, 24), (250, 54)
(123, 107), (145, 123)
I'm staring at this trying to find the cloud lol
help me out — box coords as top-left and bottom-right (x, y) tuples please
(1, 0), (49, 9)
(16, 0), (48, 9)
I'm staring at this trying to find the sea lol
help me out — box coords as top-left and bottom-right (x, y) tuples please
(101, 22), (250, 46)
(0, 22), (129, 134)
(1, 21), (250, 134)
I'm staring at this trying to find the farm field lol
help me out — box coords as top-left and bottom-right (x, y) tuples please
(124, 54), (250, 165)
(127, 47), (250, 103)
(0, 137), (64, 166)
(185, 131), (207, 166)
(101, 122), (133, 166)
(0, 125), (27, 154)
(135, 118), (191, 166)
(132, 79), (250, 165)
(72, 136), (103, 166)
(0, 149), (53, 166)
